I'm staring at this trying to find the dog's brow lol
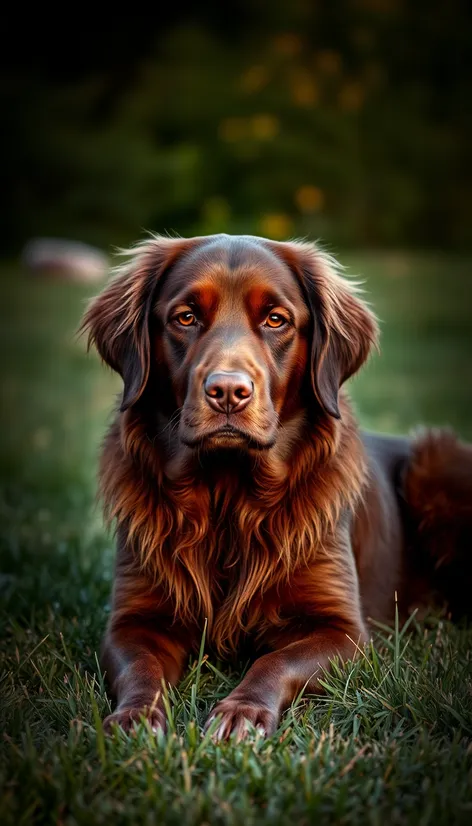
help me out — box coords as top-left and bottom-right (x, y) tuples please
(245, 285), (294, 311)
(173, 284), (219, 312)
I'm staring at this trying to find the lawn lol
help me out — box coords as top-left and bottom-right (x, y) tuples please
(1, 252), (471, 826)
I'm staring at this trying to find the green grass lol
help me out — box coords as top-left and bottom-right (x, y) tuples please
(1, 252), (472, 825)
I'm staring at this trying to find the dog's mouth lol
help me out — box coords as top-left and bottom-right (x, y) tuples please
(183, 424), (274, 451)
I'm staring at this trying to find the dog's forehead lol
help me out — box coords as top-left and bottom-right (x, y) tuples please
(160, 237), (304, 304)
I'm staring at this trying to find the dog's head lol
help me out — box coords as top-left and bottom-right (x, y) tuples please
(82, 234), (378, 453)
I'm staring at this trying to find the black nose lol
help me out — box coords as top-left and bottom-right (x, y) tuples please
(204, 371), (253, 414)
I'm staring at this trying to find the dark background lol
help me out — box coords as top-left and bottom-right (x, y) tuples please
(2, 0), (471, 254)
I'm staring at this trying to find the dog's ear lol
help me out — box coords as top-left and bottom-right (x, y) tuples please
(81, 236), (198, 411)
(266, 240), (379, 419)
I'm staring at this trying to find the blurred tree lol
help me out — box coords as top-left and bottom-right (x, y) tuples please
(1, 0), (470, 252)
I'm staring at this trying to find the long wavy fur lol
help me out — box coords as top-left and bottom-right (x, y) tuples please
(81, 235), (378, 656)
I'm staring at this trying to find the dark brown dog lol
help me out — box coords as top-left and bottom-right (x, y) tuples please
(82, 234), (472, 738)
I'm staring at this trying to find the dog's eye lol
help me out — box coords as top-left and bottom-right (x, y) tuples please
(175, 311), (197, 327)
(265, 312), (288, 329)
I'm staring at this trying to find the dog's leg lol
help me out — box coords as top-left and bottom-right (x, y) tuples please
(206, 532), (367, 740)
(101, 621), (189, 733)
(101, 567), (191, 734)
(206, 625), (365, 740)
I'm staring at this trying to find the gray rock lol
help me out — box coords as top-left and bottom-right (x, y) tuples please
(22, 238), (109, 282)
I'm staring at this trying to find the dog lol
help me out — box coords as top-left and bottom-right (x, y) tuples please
(82, 234), (472, 739)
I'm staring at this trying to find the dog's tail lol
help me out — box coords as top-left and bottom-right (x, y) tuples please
(402, 428), (472, 619)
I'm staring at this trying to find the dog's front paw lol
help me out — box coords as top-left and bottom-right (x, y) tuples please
(103, 705), (166, 735)
(205, 696), (278, 741)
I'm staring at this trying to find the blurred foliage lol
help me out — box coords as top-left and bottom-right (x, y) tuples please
(2, 0), (471, 252)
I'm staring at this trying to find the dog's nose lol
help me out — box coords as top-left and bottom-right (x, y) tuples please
(204, 371), (253, 414)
